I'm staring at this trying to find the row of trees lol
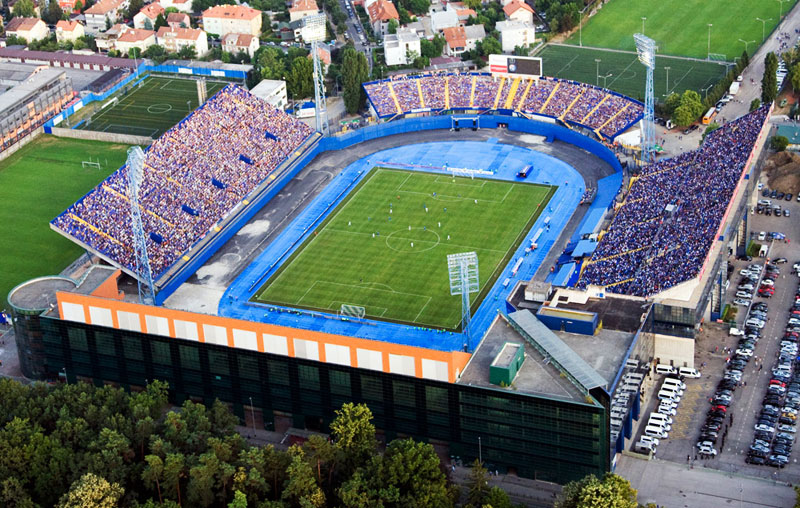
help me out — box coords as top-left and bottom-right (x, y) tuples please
(762, 51), (780, 105)
(252, 46), (315, 102)
(534, 0), (584, 33)
(0, 378), (524, 507)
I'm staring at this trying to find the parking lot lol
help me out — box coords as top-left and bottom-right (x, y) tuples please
(627, 175), (800, 487)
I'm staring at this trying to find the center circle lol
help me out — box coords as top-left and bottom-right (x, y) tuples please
(385, 228), (440, 253)
(147, 103), (173, 114)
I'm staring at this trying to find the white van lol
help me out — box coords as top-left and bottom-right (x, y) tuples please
(648, 419), (672, 432)
(662, 378), (686, 390)
(655, 364), (675, 375)
(625, 373), (645, 383)
(678, 367), (701, 379)
(658, 388), (681, 401)
(649, 412), (673, 425)
(660, 383), (684, 396)
(635, 441), (656, 454)
(644, 425), (667, 439)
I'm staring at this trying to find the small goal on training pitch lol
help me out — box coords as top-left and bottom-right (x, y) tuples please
(339, 304), (366, 319)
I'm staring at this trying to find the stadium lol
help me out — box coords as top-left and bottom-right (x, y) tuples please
(7, 55), (771, 484)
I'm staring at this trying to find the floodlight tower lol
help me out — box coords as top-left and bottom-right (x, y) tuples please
(126, 147), (156, 305)
(634, 33), (656, 165)
(447, 252), (479, 350)
(312, 40), (329, 135)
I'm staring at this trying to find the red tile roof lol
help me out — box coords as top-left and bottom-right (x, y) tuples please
(202, 4), (261, 21)
(289, 0), (318, 13)
(443, 26), (466, 48)
(6, 17), (43, 32)
(503, 0), (534, 17)
(367, 0), (398, 23)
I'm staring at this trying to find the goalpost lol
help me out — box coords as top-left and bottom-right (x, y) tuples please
(339, 304), (366, 319)
(81, 157), (102, 170)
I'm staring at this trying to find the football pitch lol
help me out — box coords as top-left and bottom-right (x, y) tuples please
(538, 45), (729, 102)
(0, 136), (130, 307)
(565, 0), (798, 60)
(78, 76), (227, 138)
(253, 168), (554, 330)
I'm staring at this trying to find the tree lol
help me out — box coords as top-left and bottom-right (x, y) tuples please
(771, 135), (789, 151)
(228, 490), (248, 508)
(44, 0), (64, 25)
(142, 455), (165, 503)
(281, 447), (325, 508)
(0, 477), (35, 508)
(341, 48), (370, 114)
(286, 56), (314, 99)
(330, 403), (377, 473)
(672, 105), (696, 127)
(555, 473), (638, 508)
(255, 46), (287, 81)
(12, 0), (36, 18)
(155, 13), (168, 30)
(763, 52), (779, 104)
(479, 35), (501, 57)
(663, 92), (681, 117)
(128, 47), (143, 59)
(57, 473), (124, 508)
(750, 98), (761, 112)
(466, 459), (490, 507)
(74, 0), (83, 12)
(483, 486), (514, 508)
(126, 0), (144, 20)
(388, 18), (398, 34)
(408, 0), (428, 15)
(145, 44), (168, 63)
(177, 44), (197, 60)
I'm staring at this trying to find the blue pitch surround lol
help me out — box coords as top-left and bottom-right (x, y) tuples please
(220, 138), (588, 352)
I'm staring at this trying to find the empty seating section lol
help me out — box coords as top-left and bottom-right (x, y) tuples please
(52, 85), (315, 280)
(578, 106), (770, 296)
(363, 73), (643, 139)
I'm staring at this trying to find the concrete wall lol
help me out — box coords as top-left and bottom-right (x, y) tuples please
(49, 127), (152, 146)
(653, 333), (694, 369)
(0, 127), (44, 162)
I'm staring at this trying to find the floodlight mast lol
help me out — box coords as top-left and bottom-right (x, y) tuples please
(634, 33), (656, 165)
(447, 252), (479, 351)
(127, 147), (156, 305)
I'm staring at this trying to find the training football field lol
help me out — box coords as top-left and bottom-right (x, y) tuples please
(564, 0), (797, 60)
(254, 168), (554, 330)
(0, 135), (130, 306)
(78, 76), (227, 138)
(538, 45), (728, 102)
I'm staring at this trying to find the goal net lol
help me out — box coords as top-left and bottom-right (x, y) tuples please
(339, 304), (366, 319)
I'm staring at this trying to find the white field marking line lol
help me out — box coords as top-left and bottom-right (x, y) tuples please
(392, 169), (413, 194)
(331, 301), (388, 316)
(414, 296), (433, 322)
(669, 65), (693, 91)
(397, 189), (504, 203)
(607, 57), (638, 88)
(498, 184), (513, 203)
(296, 279), (321, 305)
(325, 227), (506, 254)
(432, 174), (487, 187)
(556, 54), (579, 75)
(324, 281), (444, 326)
(160, 79), (174, 90)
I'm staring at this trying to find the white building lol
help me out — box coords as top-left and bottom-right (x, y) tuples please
(221, 33), (259, 57)
(156, 26), (209, 56)
(366, 0), (398, 39)
(430, 9), (458, 33)
(133, 2), (164, 30)
(115, 28), (156, 54)
(292, 12), (326, 43)
(84, 0), (128, 34)
(6, 17), (49, 42)
(496, 19), (535, 53)
(55, 19), (85, 43)
(502, 0), (534, 25)
(289, 0), (319, 23)
(384, 28), (420, 66)
(250, 79), (288, 110)
(202, 5), (262, 38)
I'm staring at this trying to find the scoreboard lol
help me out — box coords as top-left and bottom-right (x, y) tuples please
(488, 55), (543, 80)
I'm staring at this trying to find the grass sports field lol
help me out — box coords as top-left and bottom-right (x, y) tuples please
(0, 136), (129, 307)
(538, 45), (729, 102)
(565, 0), (798, 60)
(254, 168), (554, 329)
(78, 76), (227, 138)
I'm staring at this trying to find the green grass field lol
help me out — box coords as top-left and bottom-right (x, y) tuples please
(0, 136), (130, 308)
(254, 168), (554, 329)
(538, 45), (729, 102)
(565, 0), (798, 60)
(78, 76), (227, 138)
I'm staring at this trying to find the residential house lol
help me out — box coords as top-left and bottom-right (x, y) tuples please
(430, 9), (458, 33)
(221, 32), (258, 58)
(202, 5), (261, 37)
(8, 0), (41, 17)
(366, 0), (398, 39)
(58, 0), (80, 13)
(496, 19), (535, 53)
(6, 18), (49, 42)
(290, 12), (325, 43)
(384, 27), (420, 66)
(503, 0), (534, 25)
(95, 23), (126, 51)
(134, 2), (164, 30)
(85, 0), (128, 34)
(167, 12), (191, 29)
(289, 0), (318, 23)
(55, 20), (85, 43)
(156, 26), (208, 56)
(160, 0), (192, 13)
(445, 1), (476, 23)
(114, 28), (155, 54)
(442, 24), (483, 56)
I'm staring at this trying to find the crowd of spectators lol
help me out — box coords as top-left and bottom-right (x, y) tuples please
(579, 106), (770, 297)
(52, 85), (315, 280)
(363, 73), (643, 139)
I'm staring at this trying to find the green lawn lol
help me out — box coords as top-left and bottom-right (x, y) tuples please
(0, 136), (130, 308)
(565, 0), (798, 60)
(254, 168), (554, 329)
(78, 76), (227, 138)
(538, 45), (728, 102)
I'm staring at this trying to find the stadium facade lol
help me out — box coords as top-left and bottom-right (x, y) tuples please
(7, 71), (772, 485)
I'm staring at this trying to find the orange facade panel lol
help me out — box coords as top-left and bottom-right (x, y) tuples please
(56, 291), (472, 383)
